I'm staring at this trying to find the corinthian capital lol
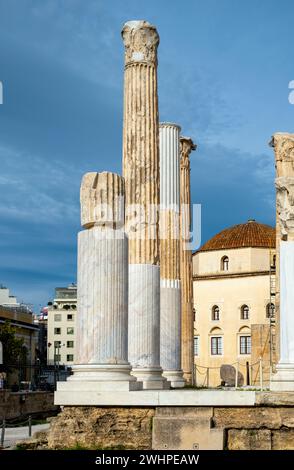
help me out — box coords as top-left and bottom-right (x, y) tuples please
(121, 20), (159, 66)
(180, 136), (197, 169)
(270, 132), (294, 163)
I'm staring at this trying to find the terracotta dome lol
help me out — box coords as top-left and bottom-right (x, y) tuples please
(199, 220), (276, 252)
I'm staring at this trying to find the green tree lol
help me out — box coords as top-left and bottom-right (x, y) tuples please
(0, 321), (24, 368)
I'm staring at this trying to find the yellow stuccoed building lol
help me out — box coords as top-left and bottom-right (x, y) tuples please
(192, 219), (276, 388)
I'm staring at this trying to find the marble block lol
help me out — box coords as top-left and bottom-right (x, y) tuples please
(128, 264), (168, 389)
(271, 241), (294, 391)
(160, 282), (185, 388)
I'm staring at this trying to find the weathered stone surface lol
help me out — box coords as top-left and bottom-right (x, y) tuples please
(160, 210), (180, 280)
(14, 431), (49, 450)
(80, 172), (125, 228)
(122, 20), (159, 66)
(227, 429), (271, 450)
(67, 169), (137, 393)
(155, 406), (213, 417)
(279, 409), (294, 427)
(159, 123), (181, 281)
(272, 428), (294, 450)
(47, 407), (154, 450)
(256, 391), (294, 406)
(213, 407), (282, 429)
(122, 20), (165, 389)
(153, 406), (223, 450)
(23, 404), (294, 450)
(122, 20), (160, 265)
(269, 132), (294, 365)
(0, 390), (58, 421)
(220, 364), (244, 387)
(159, 124), (183, 387)
(271, 133), (294, 238)
(180, 136), (196, 384)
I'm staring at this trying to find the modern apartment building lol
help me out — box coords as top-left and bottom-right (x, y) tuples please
(47, 284), (77, 366)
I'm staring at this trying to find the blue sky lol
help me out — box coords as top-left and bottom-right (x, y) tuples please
(0, 0), (293, 310)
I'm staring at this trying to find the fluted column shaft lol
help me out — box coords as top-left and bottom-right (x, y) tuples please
(180, 137), (196, 385)
(122, 20), (166, 389)
(159, 123), (184, 387)
(67, 172), (139, 391)
(270, 133), (294, 391)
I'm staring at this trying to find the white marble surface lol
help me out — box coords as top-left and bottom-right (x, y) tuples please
(54, 389), (257, 406)
(77, 226), (129, 365)
(128, 264), (167, 388)
(159, 123), (181, 210)
(279, 241), (294, 363)
(160, 283), (182, 373)
(271, 241), (294, 390)
(128, 264), (160, 368)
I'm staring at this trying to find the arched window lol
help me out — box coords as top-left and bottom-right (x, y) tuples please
(266, 303), (275, 319)
(193, 307), (196, 321)
(210, 328), (224, 356)
(241, 305), (250, 320)
(212, 305), (220, 321)
(272, 255), (276, 268)
(221, 256), (229, 271)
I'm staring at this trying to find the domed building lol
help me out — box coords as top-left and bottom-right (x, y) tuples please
(192, 220), (276, 388)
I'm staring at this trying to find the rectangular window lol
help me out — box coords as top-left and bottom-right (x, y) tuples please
(194, 336), (199, 356)
(67, 327), (74, 335)
(67, 341), (74, 348)
(211, 336), (223, 355)
(67, 354), (74, 362)
(240, 336), (251, 355)
(54, 354), (61, 362)
(54, 341), (61, 348)
(54, 328), (61, 335)
(54, 314), (61, 321)
(67, 314), (74, 321)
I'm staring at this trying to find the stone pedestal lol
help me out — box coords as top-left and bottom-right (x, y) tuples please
(122, 21), (167, 389)
(271, 241), (294, 391)
(159, 123), (184, 388)
(180, 137), (196, 384)
(270, 133), (294, 391)
(55, 172), (141, 402)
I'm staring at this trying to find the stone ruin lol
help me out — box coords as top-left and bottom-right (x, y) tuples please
(55, 20), (196, 404)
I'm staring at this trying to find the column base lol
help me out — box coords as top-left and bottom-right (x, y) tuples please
(162, 370), (185, 388)
(131, 367), (170, 390)
(183, 371), (193, 385)
(270, 363), (294, 391)
(58, 364), (142, 392)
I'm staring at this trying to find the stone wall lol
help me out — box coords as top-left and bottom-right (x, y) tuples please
(0, 390), (58, 420)
(214, 406), (294, 449)
(47, 407), (155, 450)
(36, 393), (294, 450)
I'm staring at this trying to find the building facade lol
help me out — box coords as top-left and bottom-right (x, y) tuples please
(0, 286), (39, 386)
(0, 285), (19, 307)
(192, 220), (276, 388)
(47, 284), (77, 366)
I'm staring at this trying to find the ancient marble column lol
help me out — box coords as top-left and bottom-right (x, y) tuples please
(122, 21), (167, 389)
(159, 123), (185, 387)
(56, 172), (141, 396)
(270, 133), (294, 391)
(180, 136), (196, 385)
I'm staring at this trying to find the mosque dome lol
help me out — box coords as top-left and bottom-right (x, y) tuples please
(199, 220), (275, 252)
